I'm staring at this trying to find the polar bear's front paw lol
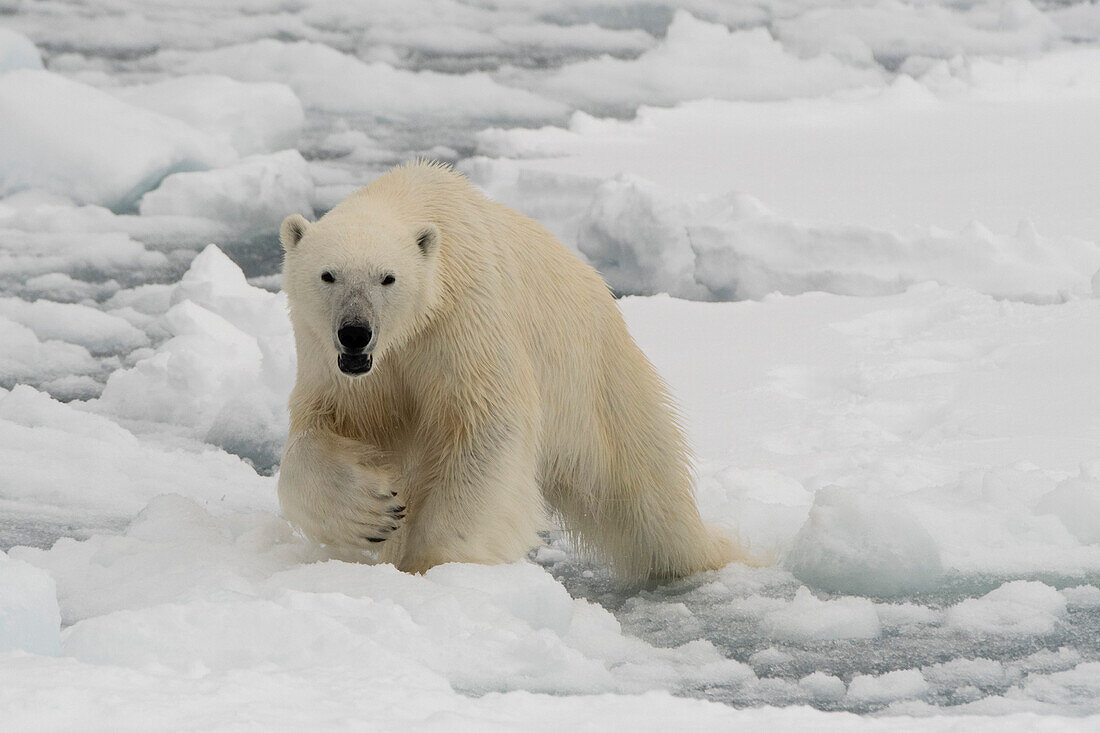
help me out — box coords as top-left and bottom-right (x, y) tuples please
(358, 492), (407, 544)
(318, 457), (405, 549)
(278, 437), (405, 552)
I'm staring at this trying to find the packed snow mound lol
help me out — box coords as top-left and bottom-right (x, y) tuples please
(535, 12), (884, 113)
(575, 175), (1100, 302)
(0, 27), (42, 71)
(112, 75), (304, 157)
(0, 70), (234, 210)
(158, 39), (568, 122)
(0, 551), (60, 656)
(91, 245), (294, 472)
(139, 150), (315, 233)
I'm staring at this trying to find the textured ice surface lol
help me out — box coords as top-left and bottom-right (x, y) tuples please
(3, 1), (1100, 729)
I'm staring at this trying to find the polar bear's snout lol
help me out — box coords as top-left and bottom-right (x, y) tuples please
(335, 319), (376, 376)
(337, 322), (373, 352)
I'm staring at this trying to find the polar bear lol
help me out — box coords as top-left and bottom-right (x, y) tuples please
(277, 161), (743, 582)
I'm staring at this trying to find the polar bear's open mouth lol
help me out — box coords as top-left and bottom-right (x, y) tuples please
(338, 353), (373, 376)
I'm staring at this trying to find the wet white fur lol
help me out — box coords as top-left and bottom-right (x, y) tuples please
(278, 161), (746, 582)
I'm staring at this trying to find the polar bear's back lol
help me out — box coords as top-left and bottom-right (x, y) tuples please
(367, 162), (683, 476)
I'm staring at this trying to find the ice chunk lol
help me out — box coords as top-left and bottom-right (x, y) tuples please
(0, 551), (60, 656)
(473, 61), (1100, 251)
(875, 602), (939, 629)
(0, 28), (43, 71)
(567, 172), (1100, 302)
(19, 273), (118, 304)
(0, 316), (100, 389)
(113, 75), (303, 156)
(922, 658), (1014, 690)
(536, 12), (883, 113)
(946, 581), (1067, 635)
(1035, 466), (1100, 544)
(748, 647), (793, 668)
(798, 672), (847, 701)
(91, 246), (294, 470)
(846, 669), (930, 705)
(0, 298), (149, 355)
(139, 150), (314, 233)
(785, 486), (943, 597)
(0, 70), (234, 210)
(1017, 663), (1100, 708)
(0, 229), (171, 291)
(1061, 585), (1100, 608)
(160, 39), (566, 122)
(759, 587), (881, 641)
(0, 385), (275, 528)
(776, 0), (1060, 67)
(576, 175), (747, 299)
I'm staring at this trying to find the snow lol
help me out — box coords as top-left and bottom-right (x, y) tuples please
(3, 0), (1100, 729)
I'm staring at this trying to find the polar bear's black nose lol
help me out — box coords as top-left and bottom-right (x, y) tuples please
(337, 323), (372, 351)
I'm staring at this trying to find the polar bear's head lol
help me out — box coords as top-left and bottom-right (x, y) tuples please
(280, 204), (441, 378)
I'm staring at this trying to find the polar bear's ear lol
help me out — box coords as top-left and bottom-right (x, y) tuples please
(416, 224), (440, 256)
(280, 214), (310, 251)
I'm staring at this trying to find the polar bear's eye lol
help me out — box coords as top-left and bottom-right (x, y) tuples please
(381, 274), (396, 286)
(320, 271), (335, 283)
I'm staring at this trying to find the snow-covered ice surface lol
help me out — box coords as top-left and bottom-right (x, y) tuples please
(2, 1), (1100, 730)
